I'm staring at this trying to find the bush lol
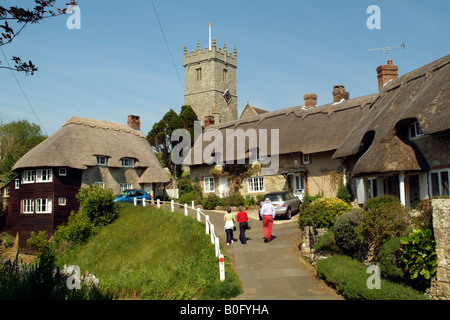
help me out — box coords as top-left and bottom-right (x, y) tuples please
(201, 193), (224, 210)
(244, 196), (256, 207)
(178, 176), (202, 199)
(336, 185), (353, 204)
(378, 237), (404, 282)
(316, 255), (426, 300)
(334, 209), (363, 257)
(27, 231), (49, 256)
(299, 197), (352, 229)
(76, 185), (118, 227)
(54, 210), (94, 247)
(359, 201), (411, 254)
(313, 227), (340, 255)
(178, 192), (198, 205)
(363, 195), (400, 213)
(223, 193), (245, 207)
(399, 226), (437, 290)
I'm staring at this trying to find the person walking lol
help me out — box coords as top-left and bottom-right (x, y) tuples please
(236, 206), (249, 244)
(260, 198), (275, 243)
(224, 207), (236, 247)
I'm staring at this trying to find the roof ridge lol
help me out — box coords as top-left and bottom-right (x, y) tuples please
(63, 117), (145, 138)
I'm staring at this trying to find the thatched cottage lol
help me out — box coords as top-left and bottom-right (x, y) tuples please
(1, 115), (169, 251)
(187, 86), (377, 200)
(334, 54), (450, 207)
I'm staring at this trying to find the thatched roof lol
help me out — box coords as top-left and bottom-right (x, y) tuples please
(13, 117), (170, 183)
(187, 93), (377, 165)
(333, 54), (450, 177)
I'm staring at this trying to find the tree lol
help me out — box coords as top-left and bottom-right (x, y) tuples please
(147, 106), (198, 188)
(0, 0), (77, 75)
(0, 118), (47, 185)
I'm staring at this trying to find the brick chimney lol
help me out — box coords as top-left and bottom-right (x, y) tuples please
(127, 115), (140, 130)
(332, 85), (350, 103)
(303, 93), (318, 108)
(377, 60), (398, 91)
(204, 116), (215, 128)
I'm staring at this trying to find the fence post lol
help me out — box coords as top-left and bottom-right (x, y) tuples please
(143, 199), (146, 207)
(133, 198), (137, 206)
(205, 215), (210, 234)
(210, 224), (215, 245)
(197, 208), (201, 222)
(219, 254), (225, 282)
(171, 200), (174, 212)
(184, 203), (188, 216)
(191, 200), (195, 209)
(157, 199), (160, 209)
(215, 237), (220, 257)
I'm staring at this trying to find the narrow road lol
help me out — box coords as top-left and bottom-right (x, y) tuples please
(205, 208), (343, 300)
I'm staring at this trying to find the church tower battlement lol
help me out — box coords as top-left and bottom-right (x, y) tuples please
(183, 38), (238, 125)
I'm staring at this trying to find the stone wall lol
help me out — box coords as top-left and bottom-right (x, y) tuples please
(428, 199), (450, 300)
(300, 226), (329, 264)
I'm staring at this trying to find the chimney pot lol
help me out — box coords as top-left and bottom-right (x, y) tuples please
(377, 60), (398, 91)
(303, 93), (318, 108)
(332, 85), (350, 103)
(127, 115), (140, 130)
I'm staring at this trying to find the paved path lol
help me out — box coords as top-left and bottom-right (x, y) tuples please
(205, 208), (343, 300)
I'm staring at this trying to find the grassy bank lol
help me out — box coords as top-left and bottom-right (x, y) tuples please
(58, 205), (242, 300)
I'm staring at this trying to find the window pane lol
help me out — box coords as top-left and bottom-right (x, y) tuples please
(431, 173), (440, 197)
(441, 171), (449, 195)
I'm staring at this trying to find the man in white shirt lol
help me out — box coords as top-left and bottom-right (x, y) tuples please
(260, 198), (275, 243)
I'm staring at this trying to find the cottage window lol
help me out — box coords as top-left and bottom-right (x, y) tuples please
(430, 169), (449, 197)
(36, 169), (53, 183)
(367, 177), (378, 199)
(95, 182), (105, 188)
(15, 179), (20, 189)
(302, 154), (310, 165)
(21, 199), (35, 214)
(409, 121), (424, 140)
(3, 188), (10, 198)
(204, 177), (215, 193)
(121, 158), (135, 168)
(196, 68), (202, 81)
(97, 156), (107, 166)
(36, 198), (52, 214)
(248, 177), (265, 193)
(120, 183), (133, 192)
(58, 197), (67, 206)
(59, 168), (67, 176)
(22, 170), (35, 184)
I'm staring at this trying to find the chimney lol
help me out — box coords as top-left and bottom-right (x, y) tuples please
(377, 60), (398, 91)
(204, 115), (215, 128)
(127, 115), (140, 130)
(303, 93), (318, 108)
(332, 85), (350, 103)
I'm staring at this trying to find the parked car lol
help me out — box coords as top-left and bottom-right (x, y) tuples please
(258, 191), (301, 220)
(114, 189), (151, 204)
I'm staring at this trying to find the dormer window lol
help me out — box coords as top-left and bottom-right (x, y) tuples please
(121, 158), (135, 168)
(409, 121), (424, 140)
(97, 156), (107, 166)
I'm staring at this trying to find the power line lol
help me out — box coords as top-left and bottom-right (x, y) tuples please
(0, 47), (48, 136)
(150, 0), (184, 90)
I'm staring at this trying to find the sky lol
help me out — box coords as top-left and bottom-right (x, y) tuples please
(0, 0), (449, 137)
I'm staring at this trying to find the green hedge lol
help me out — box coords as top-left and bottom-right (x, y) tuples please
(316, 255), (427, 300)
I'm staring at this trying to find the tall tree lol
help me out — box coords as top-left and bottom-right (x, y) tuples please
(0, 0), (77, 75)
(0, 119), (47, 185)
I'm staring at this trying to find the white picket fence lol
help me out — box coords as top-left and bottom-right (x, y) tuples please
(133, 198), (225, 282)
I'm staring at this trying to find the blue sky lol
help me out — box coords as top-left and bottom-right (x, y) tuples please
(0, 0), (449, 136)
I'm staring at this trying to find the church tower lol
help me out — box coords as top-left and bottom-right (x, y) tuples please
(183, 38), (238, 125)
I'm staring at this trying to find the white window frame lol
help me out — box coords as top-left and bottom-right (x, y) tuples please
(58, 197), (67, 206)
(248, 177), (265, 193)
(120, 183), (133, 192)
(97, 156), (107, 166)
(409, 121), (424, 140)
(121, 158), (135, 168)
(22, 170), (35, 184)
(36, 169), (53, 183)
(95, 182), (105, 188)
(303, 154), (310, 165)
(21, 199), (35, 214)
(429, 169), (450, 197)
(15, 179), (20, 189)
(204, 177), (215, 193)
(35, 198), (52, 214)
(3, 188), (10, 198)
(367, 177), (378, 199)
(59, 168), (67, 176)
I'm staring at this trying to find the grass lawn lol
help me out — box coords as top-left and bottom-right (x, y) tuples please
(58, 205), (242, 300)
